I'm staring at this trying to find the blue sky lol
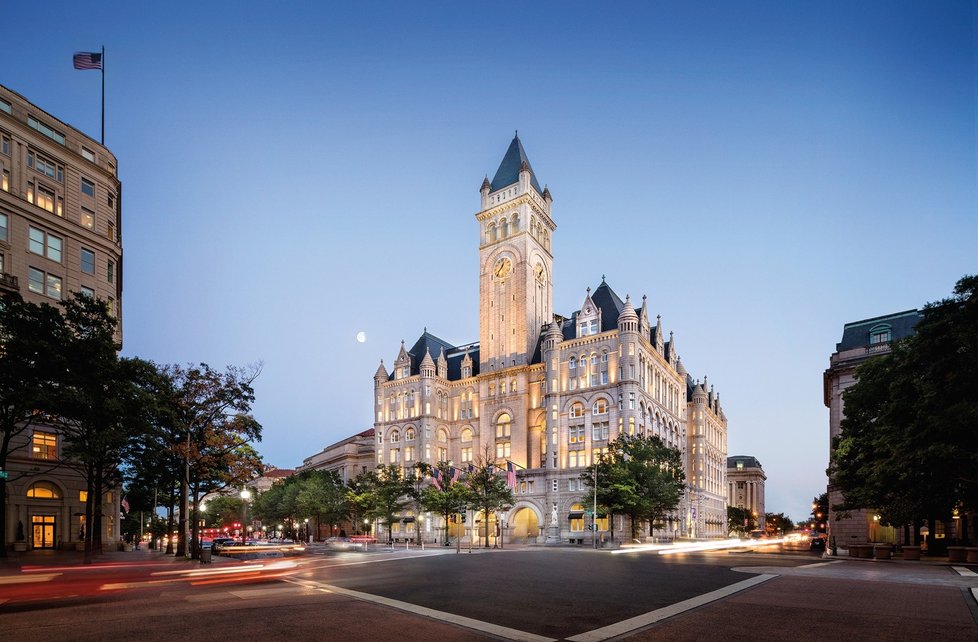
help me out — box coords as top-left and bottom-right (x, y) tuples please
(5, 1), (975, 521)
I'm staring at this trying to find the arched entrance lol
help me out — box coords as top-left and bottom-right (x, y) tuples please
(510, 506), (540, 543)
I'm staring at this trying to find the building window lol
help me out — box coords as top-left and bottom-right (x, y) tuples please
(81, 207), (95, 229)
(0, 213), (7, 241)
(31, 184), (56, 213)
(107, 221), (116, 242)
(27, 481), (62, 499)
(570, 402), (584, 418)
(592, 399), (608, 415)
(28, 267), (62, 299)
(28, 116), (66, 145)
(81, 178), (95, 198)
(1, 135), (8, 156)
(107, 260), (115, 284)
(404, 446), (415, 461)
(29, 227), (62, 262)
(82, 147), (96, 163)
(80, 286), (95, 298)
(496, 413), (511, 438)
(390, 430), (400, 443)
(438, 446), (448, 462)
(27, 151), (64, 182)
(81, 248), (95, 274)
(2, 169), (8, 192)
(461, 446), (472, 462)
(569, 357), (576, 370)
(0, 99), (9, 114)
(591, 422), (609, 441)
(405, 427), (416, 441)
(869, 325), (892, 345)
(569, 425), (585, 445)
(389, 448), (400, 464)
(495, 441), (510, 458)
(32, 432), (58, 459)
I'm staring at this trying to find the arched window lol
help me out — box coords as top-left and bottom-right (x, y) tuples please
(405, 427), (416, 441)
(438, 428), (448, 443)
(510, 213), (520, 232)
(390, 430), (400, 443)
(569, 357), (577, 370)
(500, 217), (509, 238)
(593, 399), (608, 415)
(27, 481), (61, 499)
(496, 413), (511, 438)
(570, 402), (585, 418)
(488, 222), (497, 243)
(570, 503), (585, 532)
(461, 428), (473, 443)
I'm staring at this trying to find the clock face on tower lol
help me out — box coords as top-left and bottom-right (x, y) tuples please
(494, 257), (512, 279)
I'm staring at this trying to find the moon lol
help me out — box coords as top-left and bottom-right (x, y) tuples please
(356, 331), (367, 343)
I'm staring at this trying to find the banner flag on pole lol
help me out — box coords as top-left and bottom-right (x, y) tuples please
(506, 461), (517, 488)
(73, 52), (102, 70)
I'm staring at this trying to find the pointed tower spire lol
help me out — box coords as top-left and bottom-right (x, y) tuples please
(490, 134), (543, 194)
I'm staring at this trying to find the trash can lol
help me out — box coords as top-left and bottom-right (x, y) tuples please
(200, 548), (212, 564)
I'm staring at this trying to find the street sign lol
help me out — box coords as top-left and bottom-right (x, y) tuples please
(0, 471), (7, 480)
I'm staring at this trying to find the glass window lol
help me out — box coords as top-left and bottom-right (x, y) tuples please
(569, 357), (576, 370)
(28, 267), (44, 294)
(107, 260), (115, 284)
(80, 286), (95, 298)
(81, 248), (95, 274)
(570, 403), (584, 418)
(495, 441), (511, 458)
(0, 99), (10, 114)
(47, 235), (62, 263)
(0, 213), (7, 241)
(496, 413), (511, 438)
(81, 147), (96, 162)
(590, 320), (598, 334)
(35, 185), (55, 212)
(81, 178), (95, 197)
(46, 273), (62, 299)
(29, 227), (44, 255)
(81, 207), (95, 229)
(2, 169), (8, 192)
(27, 481), (62, 498)
(1, 135), (8, 156)
(29, 116), (66, 145)
(32, 432), (57, 459)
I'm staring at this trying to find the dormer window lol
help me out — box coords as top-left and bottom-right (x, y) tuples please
(869, 324), (892, 345)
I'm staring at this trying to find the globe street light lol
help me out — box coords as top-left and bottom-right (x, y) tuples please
(240, 489), (251, 544)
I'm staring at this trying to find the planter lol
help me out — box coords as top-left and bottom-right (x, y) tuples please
(13, 541), (28, 552)
(947, 546), (968, 563)
(873, 545), (892, 560)
(901, 545), (921, 560)
(850, 544), (872, 559)
(966, 547), (978, 563)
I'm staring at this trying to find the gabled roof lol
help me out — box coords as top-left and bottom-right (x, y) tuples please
(490, 134), (543, 194)
(590, 280), (626, 333)
(389, 331), (480, 381)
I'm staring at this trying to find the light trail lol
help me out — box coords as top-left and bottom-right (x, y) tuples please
(610, 538), (786, 555)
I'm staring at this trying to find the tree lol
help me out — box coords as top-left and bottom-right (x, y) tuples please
(346, 470), (375, 535)
(295, 469), (348, 540)
(582, 434), (686, 541)
(365, 464), (415, 544)
(466, 447), (514, 548)
(727, 506), (756, 536)
(0, 294), (66, 557)
(830, 275), (978, 547)
(808, 493), (828, 534)
(764, 512), (793, 536)
(419, 461), (472, 544)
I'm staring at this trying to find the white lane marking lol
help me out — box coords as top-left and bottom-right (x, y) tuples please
(283, 576), (555, 642)
(565, 574), (778, 642)
(0, 573), (62, 584)
(952, 566), (977, 577)
(798, 560), (844, 569)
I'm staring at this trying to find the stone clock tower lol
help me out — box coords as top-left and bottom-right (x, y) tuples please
(477, 135), (556, 372)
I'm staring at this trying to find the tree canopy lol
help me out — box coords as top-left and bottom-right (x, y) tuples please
(829, 275), (978, 537)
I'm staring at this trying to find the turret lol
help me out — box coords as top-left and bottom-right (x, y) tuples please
(374, 359), (388, 384)
(437, 348), (448, 379)
(618, 294), (639, 333)
(420, 349), (435, 379)
(480, 176), (491, 209)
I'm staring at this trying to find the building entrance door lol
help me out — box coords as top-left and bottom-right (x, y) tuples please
(32, 515), (56, 549)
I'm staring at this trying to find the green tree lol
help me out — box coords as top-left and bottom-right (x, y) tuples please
(346, 470), (375, 535)
(202, 494), (246, 530)
(582, 434), (685, 541)
(0, 294), (66, 557)
(295, 469), (348, 540)
(419, 461), (472, 544)
(727, 506), (756, 536)
(830, 275), (978, 547)
(764, 512), (793, 536)
(466, 447), (515, 548)
(366, 464), (416, 544)
(808, 493), (828, 534)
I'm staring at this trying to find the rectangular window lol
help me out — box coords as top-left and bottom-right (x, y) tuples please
(590, 320), (598, 334)
(0, 99), (10, 114)
(80, 286), (95, 298)
(107, 221), (116, 241)
(81, 147), (96, 163)
(28, 267), (61, 299)
(579, 322), (588, 336)
(601, 372), (608, 385)
(80, 491), (88, 502)
(46, 273), (62, 299)
(552, 479), (559, 492)
(32, 432), (58, 459)
(495, 441), (510, 458)
(569, 425), (585, 444)
(81, 207), (95, 229)
(28, 151), (63, 182)
(591, 422), (609, 441)
(0, 252), (4, 274)
(461, 446), (472, 462)
(2, 169), (8, 192)
(81, 178), (95, 198)
(28, 116), (66, 145)
(0, 213), (7, 241)
(35, 184), (55, 213)
(1, 134), (9, 156)
(28, 227), (61, 262)
(107, 297), (115, 317)
(107, 260), (115, 284)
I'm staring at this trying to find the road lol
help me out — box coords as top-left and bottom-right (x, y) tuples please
(2, 545), (977, 641)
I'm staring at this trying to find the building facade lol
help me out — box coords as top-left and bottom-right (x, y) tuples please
(1, 84), (123, 550)
(726, 455), (766, 530)
(824, 309), (920, 548)
(371, 136), (728, 543)
(299, 429), (375, 484)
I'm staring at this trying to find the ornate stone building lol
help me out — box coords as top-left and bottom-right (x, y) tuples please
(727, 455), (766, 530)
(1, 83), (123, 550)
(372, 136), (728, 542)
(824, 309), (920, 548)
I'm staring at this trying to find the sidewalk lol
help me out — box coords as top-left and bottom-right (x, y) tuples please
(0, 544), (235, 574)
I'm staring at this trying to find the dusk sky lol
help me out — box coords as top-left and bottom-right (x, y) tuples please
(5, 1), (975, 521)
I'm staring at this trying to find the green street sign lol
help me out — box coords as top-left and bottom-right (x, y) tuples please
(0, 471), (8, 480)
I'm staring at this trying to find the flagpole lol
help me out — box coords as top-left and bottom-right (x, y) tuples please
(100, 46), (105, 144)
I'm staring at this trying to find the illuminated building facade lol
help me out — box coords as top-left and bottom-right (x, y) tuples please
(726, 455), (766, 529)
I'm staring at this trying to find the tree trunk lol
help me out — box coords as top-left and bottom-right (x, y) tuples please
(83, 475), (94, 564)
(0, 479), (7, 558)
(176, 451), (189, 557)
(165, 499), (175, 554)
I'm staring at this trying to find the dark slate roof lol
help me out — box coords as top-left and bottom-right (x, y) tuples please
(836, 309), (920, 351)
(590, 280), (627, 333)
(390, 331), (480, 381)
(490, 135), (543, 194)
(727, 455), (763, 470)
(685, 374), (696, 401)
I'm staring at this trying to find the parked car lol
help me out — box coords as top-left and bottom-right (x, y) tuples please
(810, 535), (826, 551)
(211, 537), (237, 553)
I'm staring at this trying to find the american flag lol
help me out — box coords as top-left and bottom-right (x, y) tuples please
(506, 461), (517, 488)
(73, 52), (102, 70)
(467, 462), (475, 474)
(450, 467), (461, 484)
(431, 468), (443, 490)
(120, 496), (130, 513)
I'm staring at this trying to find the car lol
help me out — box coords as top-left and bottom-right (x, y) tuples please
(810, 535), (826, 551)
(211, 537), (237, 552)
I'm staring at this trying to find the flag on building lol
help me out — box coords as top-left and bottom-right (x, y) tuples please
(506, 461), (517, 488)
(73, 52), (102, 70)
(450, 467), (461, 484)
(121, 496), (130, 513)
(467, 462), (475, 474)
(431, 468), (443, 490)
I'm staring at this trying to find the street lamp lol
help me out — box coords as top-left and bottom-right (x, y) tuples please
(304, 518), (309, 543)
(240, 489), (251, 544)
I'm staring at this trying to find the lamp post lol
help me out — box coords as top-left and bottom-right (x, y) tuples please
(304, 518), (309, 543)
(239, 489), (251, 544)
(592, 464), (599, 549)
